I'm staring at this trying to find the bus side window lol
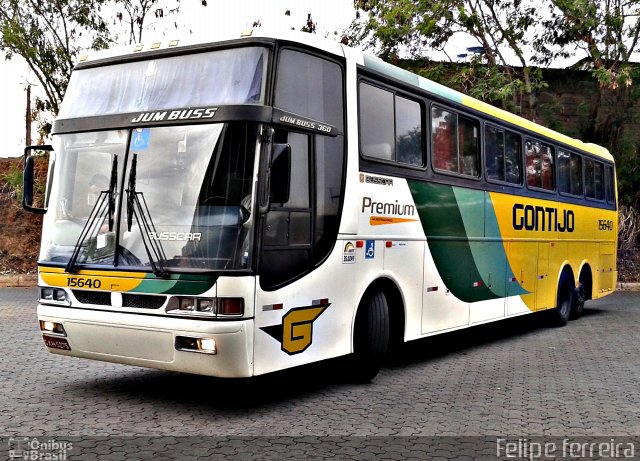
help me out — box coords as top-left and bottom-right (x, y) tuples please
(585, 158), (604, 200)
(359, 83), (423, 166)
(432, 107), (457, 172)
(558, 150), (582, 196)
(459, 116), (479, 176)
(605, 165), (615, 204)
(359, 83), (394, 161)
(504, 131), (522, 184)
(431, 106), (479, 177)
(526, 139), (554, 191)
(485, 125), (503, 181)
(395, 96), (422, 166)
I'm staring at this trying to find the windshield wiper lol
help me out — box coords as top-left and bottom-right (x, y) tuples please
(65, 155), (118, 273)
(126, 153), (169, 278)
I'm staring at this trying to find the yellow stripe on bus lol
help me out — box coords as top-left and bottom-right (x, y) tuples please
(461, 96), (613, 162)
(39, 267), (145, 292)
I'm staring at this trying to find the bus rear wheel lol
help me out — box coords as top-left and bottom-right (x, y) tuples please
(350, 290), (390, 382)
(570, 282), (586, 320)
(551, 273), (573, 327)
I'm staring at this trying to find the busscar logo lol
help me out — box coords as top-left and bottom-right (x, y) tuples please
(261, 300), (331, 355)
(148, 231), (202, 241)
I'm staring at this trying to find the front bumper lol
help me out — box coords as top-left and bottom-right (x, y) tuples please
(37, 304), (254, 377)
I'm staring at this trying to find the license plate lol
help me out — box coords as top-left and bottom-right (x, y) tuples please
(42, 335), (71, 351)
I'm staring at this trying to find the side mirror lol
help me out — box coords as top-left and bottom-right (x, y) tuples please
(23, 145), (53, 214)
(270, 143), (291, 204)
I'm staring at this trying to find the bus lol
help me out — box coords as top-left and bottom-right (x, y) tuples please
(24, 29), (617, 382)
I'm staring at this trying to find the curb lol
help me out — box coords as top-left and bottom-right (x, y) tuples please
(617, 282), (640, 291)
(0, 274), (37, 288)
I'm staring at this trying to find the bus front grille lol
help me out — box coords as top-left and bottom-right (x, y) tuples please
(72, 290), (167, 309)
(122, 293), (167, 309)
(73, 290), (111, 305)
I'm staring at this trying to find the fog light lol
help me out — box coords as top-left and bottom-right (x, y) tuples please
(175, 336), (217, 354)
(197, 338), (217, 353)
(39, 320), (66, 336)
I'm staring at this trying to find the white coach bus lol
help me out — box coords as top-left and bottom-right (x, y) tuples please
(25, 29), (617, 381)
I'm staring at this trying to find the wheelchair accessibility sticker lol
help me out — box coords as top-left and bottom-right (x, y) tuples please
(131, 128), (150, 151)
(365, 240), (375, 259)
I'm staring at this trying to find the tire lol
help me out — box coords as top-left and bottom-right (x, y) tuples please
(551, 273), (573, 327)
(350, 291), (390, 383)
(570, 282), (586, 320)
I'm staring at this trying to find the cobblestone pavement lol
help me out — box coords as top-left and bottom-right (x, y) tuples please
(1, 288), (639, 460)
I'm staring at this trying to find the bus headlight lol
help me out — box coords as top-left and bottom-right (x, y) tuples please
(39, 287), (70, 305)
(167, 297), (244, 317)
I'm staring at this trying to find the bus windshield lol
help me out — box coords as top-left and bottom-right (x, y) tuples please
(58, 47), (267, 119)
(40, 122), (259, 272)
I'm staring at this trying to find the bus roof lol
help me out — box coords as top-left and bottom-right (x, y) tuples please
(75, 29), (612, 163)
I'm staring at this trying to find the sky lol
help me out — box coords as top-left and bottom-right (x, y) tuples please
(0, 0), (358, 157)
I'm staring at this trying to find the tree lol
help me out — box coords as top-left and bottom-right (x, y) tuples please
(0, 0), (206, 139)
(348, 0), (546, 113)
(114, 0), (208, 45)
(0, 0), (110, 117)
(534, 0), (640, 208)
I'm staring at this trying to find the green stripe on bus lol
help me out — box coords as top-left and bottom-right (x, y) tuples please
(133, 273), (216, 295)
(408, 181), (526, 302)
(363, 55), (463, 104)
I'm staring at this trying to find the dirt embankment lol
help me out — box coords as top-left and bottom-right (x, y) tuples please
(0, 157), (42, 274)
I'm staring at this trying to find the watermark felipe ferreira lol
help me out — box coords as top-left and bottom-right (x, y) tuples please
(497, 437), (635, 460)
(8, 437), (72, 460)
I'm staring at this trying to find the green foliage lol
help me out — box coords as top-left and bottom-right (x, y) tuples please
(0, 0), (206, 139)
(615, 134), (640, 209)
(0, 161), (23, 202)
(0, 0), (111, 116)
(349, 0), (544, 111)
(350, 0), (640, 210)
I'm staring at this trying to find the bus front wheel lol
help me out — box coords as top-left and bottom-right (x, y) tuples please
(350, 290), (390, 382)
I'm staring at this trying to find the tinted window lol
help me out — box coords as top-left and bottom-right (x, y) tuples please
(359, 83), (394, 161)
(526, 139), (554, 191)
(558, 150), (582, 196)
(395, 96), (422, 166)
(359, 83), (423, 166)
(485, 125), (522, 184)
(605, 165), (616, 204)
(275, 50), (344, 130)
(585, 158), (604, 200)
(432, 106), (479, 177)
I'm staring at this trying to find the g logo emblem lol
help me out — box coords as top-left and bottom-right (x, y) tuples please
(261, 301), (331, 355)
